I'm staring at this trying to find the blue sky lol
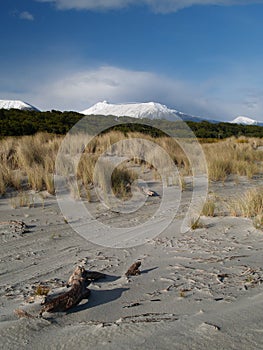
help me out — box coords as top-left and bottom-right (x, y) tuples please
(1, 0), (263, 120)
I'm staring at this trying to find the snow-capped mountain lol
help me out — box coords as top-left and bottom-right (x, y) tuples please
(0, 99), (39, 111)
(1, 98), (261, 126)
(81, 101), (178, 120)
(230, 116), (258, 125)
(80, 101), (205, 122)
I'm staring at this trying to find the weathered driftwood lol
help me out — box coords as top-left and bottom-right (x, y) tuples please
(125, 261), (141, 276)
(67, 266), (105, 287)
(13, 266), (105, 318)
(0, 220), (28, 234)
(39, 266), (105, 316)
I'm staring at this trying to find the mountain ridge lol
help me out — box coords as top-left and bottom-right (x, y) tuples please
(0, 99), (39, 111)
(230, 116), (259, 125)
(82, 101), (263, 125)
(80, 100), (212, 123)
(1, 99), (262, 125)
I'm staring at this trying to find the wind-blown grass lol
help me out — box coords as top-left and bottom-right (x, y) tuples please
(203, 137), (263, 181)
(228, 187), (263, 218)
(0, 133), (263, 204)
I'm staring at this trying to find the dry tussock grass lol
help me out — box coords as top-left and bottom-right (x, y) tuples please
(0, 132), (263, 205)
(202, 198), (216, 217)
(228, 187), (263, 218)
(111, 165), (137, 199)
(227, 187), (263, 228)
(0, 133), (61, 195)
(203, 137), (263, 181)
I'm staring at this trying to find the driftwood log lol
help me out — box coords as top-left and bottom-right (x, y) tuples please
(125, 261), (141, 276)
(0, 220), (28, 235)
(66, 266), (105, 287)
(39, 266), (105, 316)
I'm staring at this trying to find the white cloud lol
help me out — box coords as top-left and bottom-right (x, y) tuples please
(36, 0), (137, 11)
(28, 66), (207, 113)
(35, 0), (263, 12)
(5, 64), (259, 121)
(1, 65), (263, 120)
(19, 11), (34, 20)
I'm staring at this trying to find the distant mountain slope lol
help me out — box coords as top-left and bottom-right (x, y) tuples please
(81, 101), (178, 120)
(0, 99), (39, 111)
(230, 116), (258, 125)
(81, 101), (207, 122)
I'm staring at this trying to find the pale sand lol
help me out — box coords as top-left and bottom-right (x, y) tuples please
(1, 177), (263, 349)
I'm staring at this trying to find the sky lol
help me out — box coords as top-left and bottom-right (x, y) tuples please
(1, 0), (263, 121)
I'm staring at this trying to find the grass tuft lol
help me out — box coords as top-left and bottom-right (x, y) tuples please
(190, 217), (205, 230)
(34, 285), (50, 296)
(202, 199), (216, 217)
(228, 187), (263, 228)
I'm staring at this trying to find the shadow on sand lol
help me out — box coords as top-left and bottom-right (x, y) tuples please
(67, 286), (129, 314)
(141, 267), (158, 274)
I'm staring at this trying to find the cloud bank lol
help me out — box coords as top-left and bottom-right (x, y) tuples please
(36, 0), (263, 12)
(3, 65), (261, 121)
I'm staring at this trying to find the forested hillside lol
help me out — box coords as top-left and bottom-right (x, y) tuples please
(1, 109), (263, 138)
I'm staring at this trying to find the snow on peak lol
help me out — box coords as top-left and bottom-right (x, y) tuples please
(230, 116), (258, 125)
(80, 101), (180, 121)
(0, 99), (39, 111)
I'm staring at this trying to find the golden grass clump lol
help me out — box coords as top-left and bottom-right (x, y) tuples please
(207, 158), (232, 182)
(34, 285), (50, 296)
(44, 174), (55, 195)
(253, 214), (263, 229)
(202, 199), (216, 217)
(0, 169), (6, 195)
(156, 136), (190, 174)
(203, 137), (263, 182)
(228, 187), (263, 228)
(9, 192), (35, 209)
(229, 187), (263, 217)
(0, 133), (62, 195)
(111, 165), (137, 199)
(190, 217), (205, 230)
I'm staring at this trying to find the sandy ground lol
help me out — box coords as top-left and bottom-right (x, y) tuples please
(1, 177), (263, 349)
